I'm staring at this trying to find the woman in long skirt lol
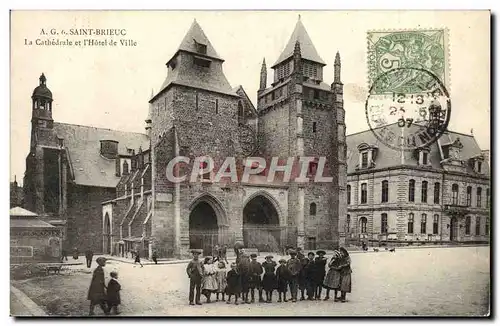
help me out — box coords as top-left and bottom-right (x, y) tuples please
(323, 250), (342, 301)
(201, 256), (218, 303)
(337, 247), (352, 302)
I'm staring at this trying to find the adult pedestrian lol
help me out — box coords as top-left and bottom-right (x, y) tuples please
(87, 257), (109, 315)
(134, 249), (143, 268)
(337, 247), (352, 303)
(85, 249), (94, 268)
(152, 249), (158, 264)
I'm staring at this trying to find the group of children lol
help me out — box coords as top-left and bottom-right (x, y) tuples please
(87, 257), (122, 315)
(186, 246), (352, 305)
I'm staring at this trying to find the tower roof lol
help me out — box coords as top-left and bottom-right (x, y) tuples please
(272, 19), (325, 68)
(32, 73), (52, 99)
(166, 19), (223, 66)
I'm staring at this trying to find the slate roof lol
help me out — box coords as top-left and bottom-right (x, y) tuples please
(166, 19), (223, 65)
(10, 207), (38, 217)
(346, 123), (489, 175)
(53, 123), (149, 188)
(11, 218), (56, 229)
(272, 19), (326, 68)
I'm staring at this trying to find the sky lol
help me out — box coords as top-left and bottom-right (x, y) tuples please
(10, 10), (490, 185)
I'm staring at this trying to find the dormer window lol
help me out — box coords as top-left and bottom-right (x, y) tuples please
(193, 56), (211, 68)
(417, 147), (430, 166)
(357, 143), (377, 169)
(470, 155), (485, 174)
(195, 41), (207, 55)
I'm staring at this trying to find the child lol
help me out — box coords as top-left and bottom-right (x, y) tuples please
(107, 271), (121, 315)
(337, 247), (352, 303)
(287, 250), (302, 302)
(186, 249), (203, 305)
(261, 255), (277, 303)
(152, 250), (158, 264)
(87, 257), (109, 315)
(215, 261), (228, 302)
(314, 250), (327, 300)
(304, 252), (317, 300)
(201, 256), (218, 303)
(248, 253), (264, 303)
(238, 252), (251, 304)
(226, 262), (241, 305)
(276, 258), (290, 302)
(323, 250), (342, 301)
(298, 249), (309, 300)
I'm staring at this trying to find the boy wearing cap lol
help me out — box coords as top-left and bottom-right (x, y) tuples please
(248, 253), (264, 303)
(186, 249), (204, 305)
(304, 252), (317, 300)
(276, 258), (290, 302)
(297, 248), (308, 301)
(314, 250), (327, 300)
(287, 250), (302, 302)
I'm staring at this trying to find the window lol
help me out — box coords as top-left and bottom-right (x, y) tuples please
(122, 160), (129, 174)
(193, 56), (211, 68)
(314, 89), (320, 100)
(477, 187), (482, 207)
(466, 186), (472, 206)
(452, 184), (459, 205)
(200, 161), (210, 181)
(195, 42), (207, 54)
(433, 214), (439, 234)
(195, 93), (199, 111)
(485, 218), (489, 236)
(381, 213), (388, 234)
(422, 152), (428, 165)
(346, 214), (351, 233)
(409, 179), (415, 202)
(237, 101), (244, 122)
(312, 122), (317, 133)
(475, 217), (481, 236)
(465, 216), (471, 235)
(486, 189), (490, 208)
(347, 185), (351, 205)
(408, 213), (414, 234)
(361, 183), (367, 204)
(361, 152), (368, 168)
(421, 214), (427, 234)
(421, 181), (428, 203)
(360, 217), (367, 234)
(434, 182), (440, 204)
(215, 99), (219, 114)
(478, 161), (482, 173)
(309, 203), (317, 216)
(308, 162), (318, 175)
(381, 180), (389, 203)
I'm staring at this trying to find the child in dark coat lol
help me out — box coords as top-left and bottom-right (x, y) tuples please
(226, 262), (241, 305)
(276, 259), (290, 302)
(248, 253), (264, 303)
(107, 271), (121, 315)
(304, 252), (317, 300)
(261, 255), (277, 303)
(314, 250), (327, 300)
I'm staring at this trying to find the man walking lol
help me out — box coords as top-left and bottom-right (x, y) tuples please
(85, 249), (94, 268)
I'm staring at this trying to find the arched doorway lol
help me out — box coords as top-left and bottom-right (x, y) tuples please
(243, 194), (281, 252)
(189, 201), (219, 255)
(450, 217), (459, 241)
(103, 213), (111, 254)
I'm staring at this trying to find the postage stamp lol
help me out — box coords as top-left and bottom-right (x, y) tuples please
(367, 29), (450, 94)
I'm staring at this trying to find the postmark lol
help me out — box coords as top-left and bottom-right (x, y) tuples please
(367, 29), (449, 94)
(365, 67), (451, 151)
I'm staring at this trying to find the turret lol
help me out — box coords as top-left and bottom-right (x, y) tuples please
(259, 58), (267, 91)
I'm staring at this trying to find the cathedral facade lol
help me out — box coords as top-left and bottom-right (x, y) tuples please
(102, 19), (347, 258)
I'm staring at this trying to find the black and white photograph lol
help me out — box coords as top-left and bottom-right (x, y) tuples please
(8, 10), (490, 317)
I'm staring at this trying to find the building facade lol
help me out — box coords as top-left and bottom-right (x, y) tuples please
(344, 123), (490, 245)
(22, 73), (149, 253)
(102, 18), (347, 258)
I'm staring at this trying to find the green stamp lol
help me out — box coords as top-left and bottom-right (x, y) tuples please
(367, 29), (449, 94)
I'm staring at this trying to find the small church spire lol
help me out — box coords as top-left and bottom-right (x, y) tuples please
(259, 58), (267, 91)
(39, 73), (46, 85)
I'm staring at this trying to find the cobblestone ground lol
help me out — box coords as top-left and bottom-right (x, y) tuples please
(12, 246), (490, 316)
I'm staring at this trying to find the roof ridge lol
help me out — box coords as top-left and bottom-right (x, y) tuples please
(54, 122), (147, 136)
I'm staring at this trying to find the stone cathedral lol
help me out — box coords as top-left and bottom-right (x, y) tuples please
(24, 18), (347, 258)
